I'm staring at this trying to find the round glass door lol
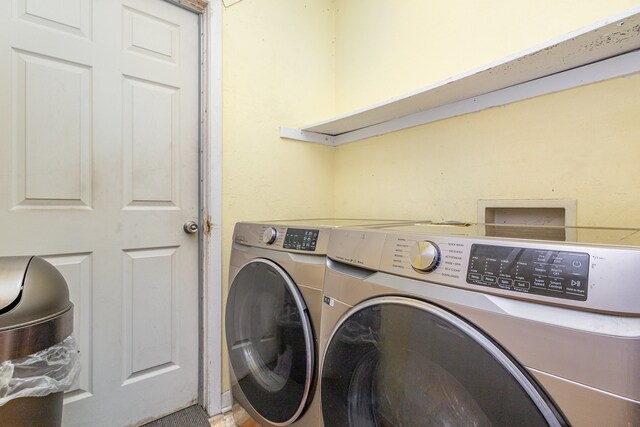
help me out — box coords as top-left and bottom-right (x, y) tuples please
(225, 259), (314, 425)
(321, 296), (567, 427)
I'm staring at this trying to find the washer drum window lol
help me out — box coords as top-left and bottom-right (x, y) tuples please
(321, 297), (568, 427)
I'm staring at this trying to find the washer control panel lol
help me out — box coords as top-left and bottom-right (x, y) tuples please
(466, 244), (589, 301)
(329, 227), (640, 314)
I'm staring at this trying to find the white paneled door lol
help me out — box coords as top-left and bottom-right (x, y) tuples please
(0, 1), (201, 425)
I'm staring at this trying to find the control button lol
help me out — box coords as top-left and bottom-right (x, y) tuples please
(533, 277), (546, 288)
(497, 278), (513, 287)
(566, 254), (589, 274)
(565, 278), (586, 296)
(262, 227), (278, 245)
(548, 268), (563, 277)
(568, 277), (587, 289)
(410, 241), (440, 272)
(514, 280), (530, 290)
(483, 275), (498, 284)
(548, 280), (563, 291)
(535, 251), (553, 263)
(548, 279), (563, 290)
(468, 273), (482, 281)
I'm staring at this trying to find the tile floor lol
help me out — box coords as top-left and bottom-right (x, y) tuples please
(209, 403), (259, 427)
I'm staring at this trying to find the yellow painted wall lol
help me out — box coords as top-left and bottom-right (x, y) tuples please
(334, 0), (640, 114)
(332, 1), (640, 228)
(220, 0), (336, 390)
(333, 75), (640, 227)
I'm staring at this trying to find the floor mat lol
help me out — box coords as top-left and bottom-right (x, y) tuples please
(142, 405), (210, 427)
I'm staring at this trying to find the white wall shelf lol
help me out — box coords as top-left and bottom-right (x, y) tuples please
(281, 8), (640, 146)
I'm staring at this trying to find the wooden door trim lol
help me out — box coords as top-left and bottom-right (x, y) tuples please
(164, 0), (224, 417)
(170, 0), (209, 12)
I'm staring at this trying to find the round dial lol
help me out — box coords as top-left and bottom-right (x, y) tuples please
(409, 240), (440, 272)
(262, 227), (278, 245)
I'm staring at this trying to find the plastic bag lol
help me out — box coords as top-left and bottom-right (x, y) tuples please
(0, 336), (80, 406)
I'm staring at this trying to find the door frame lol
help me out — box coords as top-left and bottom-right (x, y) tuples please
(165, 0), (224, 416)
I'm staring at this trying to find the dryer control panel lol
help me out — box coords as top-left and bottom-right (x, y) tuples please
(283, 228), (320, 251)
(233, 222), (329, 254)
(466, 244), (589, 301)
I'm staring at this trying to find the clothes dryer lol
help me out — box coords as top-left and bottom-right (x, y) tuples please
(320, 222), (640, 426)
(225, 219), (406, 427)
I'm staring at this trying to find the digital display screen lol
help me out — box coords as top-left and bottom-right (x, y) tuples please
(466, 244), (589, 301)
(283, 228), (319, 251)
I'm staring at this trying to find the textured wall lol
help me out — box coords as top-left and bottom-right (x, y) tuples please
(331, 1), (640, 227)
(333, 75), (640, 227)
(220, 0), (336, 390)
(334, 0), (639, 113)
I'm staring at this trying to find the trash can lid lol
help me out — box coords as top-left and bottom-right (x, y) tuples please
(0, 256), (71, 329)
(0, 257), (31, 314)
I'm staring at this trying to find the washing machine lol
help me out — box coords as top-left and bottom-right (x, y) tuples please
(319, 222), (640, 426)
(225, 219), (407, 427)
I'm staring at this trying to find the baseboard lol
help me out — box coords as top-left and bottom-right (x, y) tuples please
(221, 390), (233, 413)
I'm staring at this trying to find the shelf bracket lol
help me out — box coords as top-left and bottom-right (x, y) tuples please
(280, 127), (336, 146)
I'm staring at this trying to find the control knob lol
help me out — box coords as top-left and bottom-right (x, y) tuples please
(262, 227), (278, 245)
(409, 240), (441, 272)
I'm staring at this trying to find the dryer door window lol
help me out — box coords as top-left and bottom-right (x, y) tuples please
(321, 296), (567, 427)
(226, 259), (314, 425)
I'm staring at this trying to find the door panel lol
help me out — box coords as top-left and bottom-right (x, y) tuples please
(42, 253), (94, 399)
(12, 49), (92, 208)
(123, 246), (178, 377)
(0, 1), (200, 425)
(15, 0), (92, 38)
(123, 76), (179, 207)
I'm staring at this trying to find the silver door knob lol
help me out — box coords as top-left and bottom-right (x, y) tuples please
(183, 221), (199, 234)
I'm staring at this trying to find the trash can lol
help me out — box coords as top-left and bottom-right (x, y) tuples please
(0, 256), (78, 427)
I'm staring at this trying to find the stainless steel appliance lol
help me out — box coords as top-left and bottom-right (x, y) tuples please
(225, 219), (405, 427)
(319, 223), (640, 426)
(0, 256), (74, 427)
